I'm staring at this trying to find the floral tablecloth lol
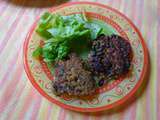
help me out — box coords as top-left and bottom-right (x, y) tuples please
(0, 0), (159, 120)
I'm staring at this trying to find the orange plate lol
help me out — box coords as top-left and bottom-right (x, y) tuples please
(23, 2), (148, 112)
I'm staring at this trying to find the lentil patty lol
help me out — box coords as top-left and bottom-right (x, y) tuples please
(88, 34), (132, 79)
(52, 54), (96, 96)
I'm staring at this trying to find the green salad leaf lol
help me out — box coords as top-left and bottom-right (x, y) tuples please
(32, 47), (42, 58)
(33, 12), (103, 62)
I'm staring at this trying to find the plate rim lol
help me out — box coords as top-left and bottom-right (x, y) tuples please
(23, 1), (148, 112)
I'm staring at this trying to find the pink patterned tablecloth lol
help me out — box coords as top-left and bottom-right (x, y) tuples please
(0, 0), (159, 120)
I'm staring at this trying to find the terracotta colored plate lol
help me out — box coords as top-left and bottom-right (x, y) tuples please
(23, 2), (148, 112)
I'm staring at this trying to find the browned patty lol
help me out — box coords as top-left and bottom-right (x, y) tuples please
(52, 54), (96, 96)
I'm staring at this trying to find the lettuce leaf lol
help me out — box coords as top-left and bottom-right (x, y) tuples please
(32, 47), (42, 58)
(33, 12), (103, 62)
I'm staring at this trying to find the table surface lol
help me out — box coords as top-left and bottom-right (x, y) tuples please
(0, 0), (159, 120)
